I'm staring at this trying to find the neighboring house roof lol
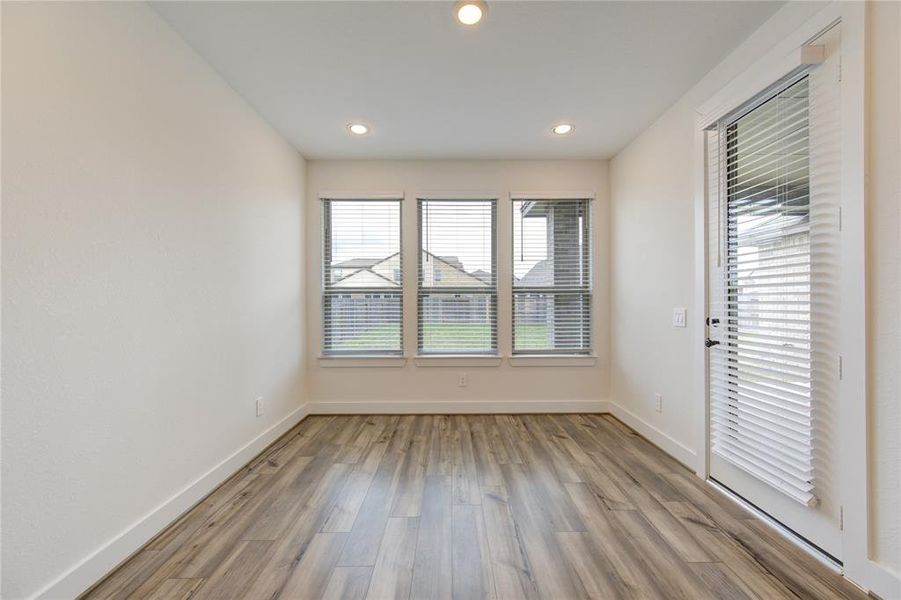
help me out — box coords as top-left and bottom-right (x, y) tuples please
(333, 257), (384, 269)
(331, 251), (491, 288)
(434, 255), (463, 270)
(423, 252), (490, 287)
(332, 252), (400, 287)
(471, 269), (493, 284)
(516, 259), (552, 287)
(332, 268), (399, 288)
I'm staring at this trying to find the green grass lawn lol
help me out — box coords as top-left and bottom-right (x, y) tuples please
(421, 323), (493, 351)
(330, 323), (550, 351)
(331, 324), (401, 351)
(514, 324), (550, 349)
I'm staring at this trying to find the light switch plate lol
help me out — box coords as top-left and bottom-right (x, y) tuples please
(672, 307), (687, 328)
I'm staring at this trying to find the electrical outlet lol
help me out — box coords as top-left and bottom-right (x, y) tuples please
(256, 397), (264, 417)
(655, 393), (663, 413)
(672, 307), (687, 328)
(458, 373), (468, 388)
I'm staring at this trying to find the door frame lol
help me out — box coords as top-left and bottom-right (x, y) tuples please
(690, 1), (869, 590)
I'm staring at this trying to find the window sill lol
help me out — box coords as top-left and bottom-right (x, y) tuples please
(318, 356), (407, 368)
(317, 354), (595, 368)
(508, 355), (597, 367)
(414, 355), (503, 367)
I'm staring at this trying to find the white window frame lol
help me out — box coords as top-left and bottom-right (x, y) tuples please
(416, 197), (498, 356)
(320, 194), (405, 358)
(510, 196), (593, 356)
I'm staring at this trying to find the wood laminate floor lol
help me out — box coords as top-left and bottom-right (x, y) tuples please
(83, 414), (866, 600)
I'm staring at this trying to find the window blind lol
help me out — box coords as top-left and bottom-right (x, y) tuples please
(418, 199), (496, 354)
(706, 69), (839, 506)
(512, 198), (591, 354)
(322, 199), (402, 355)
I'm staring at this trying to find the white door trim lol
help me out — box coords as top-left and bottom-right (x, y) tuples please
(691, 0), (869, 590)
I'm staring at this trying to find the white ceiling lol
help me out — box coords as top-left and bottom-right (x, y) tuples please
(152, 1), (782, 160)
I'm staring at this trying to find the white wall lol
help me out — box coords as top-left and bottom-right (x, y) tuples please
(609, 0), (831, 472)
(608, 98), (700, 465)
(305, 160), (609, 412)
(1, 3), (307, 598)
(866, 0), (901, 579)
(610, 0), (899, 587)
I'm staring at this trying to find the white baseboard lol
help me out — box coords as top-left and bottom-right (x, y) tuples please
(869, 560), (901, 600)
(307, 399), (609, 415)
(606, 401), (698, 470)
(30, 397), (891, 600)
(35, 403), (310, 600)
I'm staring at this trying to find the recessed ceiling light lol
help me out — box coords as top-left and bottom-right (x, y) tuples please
(455, 0), (486, 25)
(552, 123), (574, 135)
(348, 123), (369, 135)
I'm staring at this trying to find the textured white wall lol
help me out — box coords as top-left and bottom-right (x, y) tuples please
(609, 0), (829, 469)
(1, 3), (306, 598)
(866, 0), (900, 575)
(609, 104), (699, 460)
(305, 160), (609, 409)
(610, 0), (899, 580)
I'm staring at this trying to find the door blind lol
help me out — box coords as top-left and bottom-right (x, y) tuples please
(706, 69), (839, 507)
(322, 199), (402, 355)
(512, 198), (592, 354)
(418, 199), (497, 354)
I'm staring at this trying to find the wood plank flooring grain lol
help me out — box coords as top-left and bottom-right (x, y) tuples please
(425, 415), (452, 476)
(410, 476), (452, 600)
(470, 416), (504, 486)
(83, 550), (164, 600)
(323, 433), (390, 532)
(191, 540), (271, 600)
(390, 416), (430, 517)
(564, 482), (664, 599)
(143, 578), (204, 600)
(81, 415), (867, 600)
(662, 500), (798, 600)
(606, 509), (715, 600)
(451, 504), (496, 600)
(500, 463), (589, 599)
(366, 517), (418, 599)
(323, 566), (373, 600)
(480, 485), (539, 600)
(640, 506), (712, 563)
(279, 532), (349, 599)
(337, 449), (405, 567)
(689, 563), (755, 600)
(246, 463), (351, 599)
(556, 531), (623, 599)
(451, 415), (480, 505)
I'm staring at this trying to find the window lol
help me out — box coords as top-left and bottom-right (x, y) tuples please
(705, 73), (838, 506)
(418, 199), (496, 354)
(512, 198), (591, 354)
(322, 199), (402, 355)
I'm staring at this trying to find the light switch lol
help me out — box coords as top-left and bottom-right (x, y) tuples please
(672, 307), (687, 328)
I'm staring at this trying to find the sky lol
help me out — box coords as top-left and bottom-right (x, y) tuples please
(329, 201), (400, 264)
(420, 200), (494, 273)
(328, 199), (551, 278)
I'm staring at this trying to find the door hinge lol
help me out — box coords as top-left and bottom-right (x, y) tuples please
(837, 56), (842, 83)
(839, 205), (843, 232)
(840, 506), (844, 530)
(839, 355), (843, 380)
